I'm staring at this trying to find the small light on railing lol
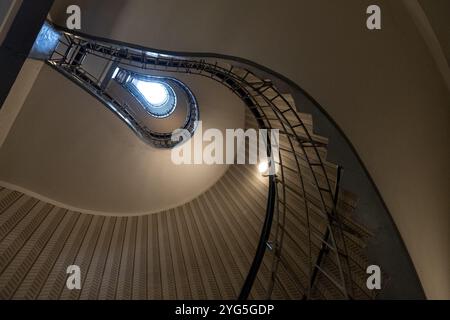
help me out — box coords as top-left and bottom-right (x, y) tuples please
(258, 161), (269, 175)
(112, 67), (120, 79)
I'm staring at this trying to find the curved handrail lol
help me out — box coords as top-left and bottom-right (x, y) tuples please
(41, 23), (374, 300)
(46, 47), (200, 148)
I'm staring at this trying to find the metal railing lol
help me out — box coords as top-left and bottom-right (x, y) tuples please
(44, 23), (365, 300)
(47, 31), (199, 149)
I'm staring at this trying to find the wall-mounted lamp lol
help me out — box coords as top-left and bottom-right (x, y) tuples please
(258, 161), (269, 175)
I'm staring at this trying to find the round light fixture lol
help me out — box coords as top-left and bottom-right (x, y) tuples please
(258, 161), (269, 174)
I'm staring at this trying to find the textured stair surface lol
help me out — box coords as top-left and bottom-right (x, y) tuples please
(0, 107), (375, 300)
(0, 60), (377, 299)
(0, 165), (272, 300)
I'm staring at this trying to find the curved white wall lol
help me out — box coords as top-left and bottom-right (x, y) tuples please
(0, 64), (246, 215)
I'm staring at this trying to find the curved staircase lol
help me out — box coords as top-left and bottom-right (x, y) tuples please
(0, 24), (381, 300)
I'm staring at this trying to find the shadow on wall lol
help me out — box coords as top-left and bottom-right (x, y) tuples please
(418, 0), (450, 65)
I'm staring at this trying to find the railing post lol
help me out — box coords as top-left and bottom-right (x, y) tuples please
(307, 166), (344, 298)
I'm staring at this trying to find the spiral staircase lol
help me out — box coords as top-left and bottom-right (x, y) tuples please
(0, 21), (384, 300)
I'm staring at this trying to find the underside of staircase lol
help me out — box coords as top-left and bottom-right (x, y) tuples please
(0, 76), (377, 299)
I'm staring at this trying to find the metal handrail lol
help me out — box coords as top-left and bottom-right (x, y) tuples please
(45, 24), (356, 300)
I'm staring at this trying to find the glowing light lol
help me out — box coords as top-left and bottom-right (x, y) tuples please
(258, 161), (269, 174)
(112, 67), (120, 79)
(135, 80), (169, 107)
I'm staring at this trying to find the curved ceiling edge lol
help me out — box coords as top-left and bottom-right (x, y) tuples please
(0, 165), (232, 217)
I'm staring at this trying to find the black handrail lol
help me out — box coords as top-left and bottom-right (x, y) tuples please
(238, 157), (277, 300)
